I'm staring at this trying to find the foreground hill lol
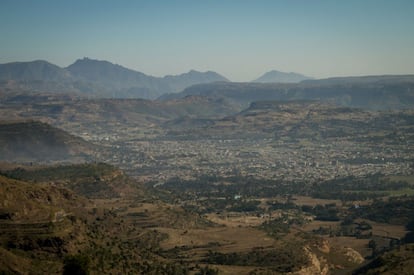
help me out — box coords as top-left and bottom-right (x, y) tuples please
(0, 174), (89, 274)
(0, 164), (154, 274)
(0, 163), (237, 274)
(0, 121), (96, 163)
(161, 75), (414, 110)
(0, 58), (228, 99)
(0, 174), (86, 223)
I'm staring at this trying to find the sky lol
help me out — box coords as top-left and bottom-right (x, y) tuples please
(1, 0), (414, 81)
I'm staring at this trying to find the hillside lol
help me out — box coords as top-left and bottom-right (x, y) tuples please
(0, 174), (85, 223)
(253, 70), (311, 83)
(0, 163), (245, 274)
(0, 121), (96, 162)
(353, 244), (414, 274)
(0, 165), (150, 274)
(0, 162), (140, 199)
(0, 174), (89, 274)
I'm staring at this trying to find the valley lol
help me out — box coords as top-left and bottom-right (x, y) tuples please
(2, 0), (414, 273)
(1, 73), (414, 274)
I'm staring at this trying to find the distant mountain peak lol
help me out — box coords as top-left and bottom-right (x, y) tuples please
(68, 57), (134, 72)
(166, 69), (228, 79)
(253, 70), (312, 83)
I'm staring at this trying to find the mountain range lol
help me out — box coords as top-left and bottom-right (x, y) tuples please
(0, 58), (228, 99)
(1, 58), (414, 109)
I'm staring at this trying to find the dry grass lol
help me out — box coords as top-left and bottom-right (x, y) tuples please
(386, 175), (414, 185)
(204, 212), (269, 228)
(301, 220), (341, 232)
(158, 226), (276, 253)
(209, 264), (257, 275)
(368, 220), (408, 239)
(328, 236), (371, 258)
(293, 195), (342, 206)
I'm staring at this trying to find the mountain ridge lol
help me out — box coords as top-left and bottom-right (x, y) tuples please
(0, 60), (72, 82)
(160, 76), (414, 110)
(0, 58), (228, 99)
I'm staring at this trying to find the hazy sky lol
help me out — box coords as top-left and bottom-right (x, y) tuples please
(1, 0), (414, 81)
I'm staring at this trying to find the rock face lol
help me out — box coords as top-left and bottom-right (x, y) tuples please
(292, 239), (367, 275)
(293, 247), (330, 275)
(344, 247), (365, 264)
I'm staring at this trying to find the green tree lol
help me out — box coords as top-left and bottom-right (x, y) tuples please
(63, 254), (90, 275)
